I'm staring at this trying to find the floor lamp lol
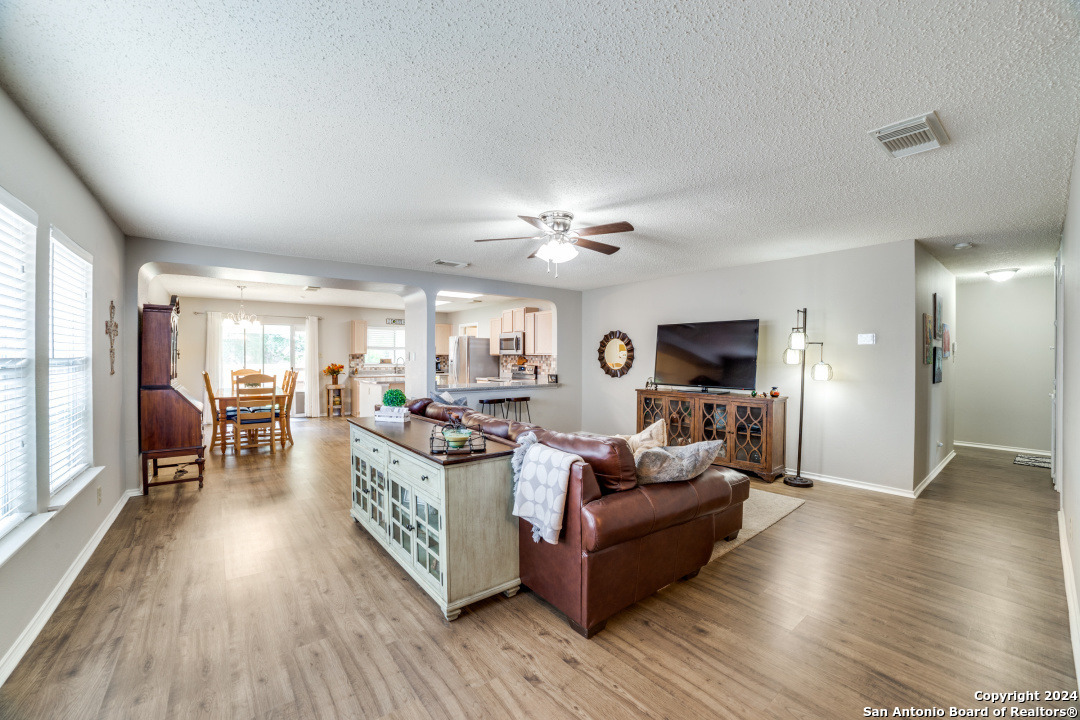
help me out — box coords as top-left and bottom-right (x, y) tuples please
(782, 308), (833, 488)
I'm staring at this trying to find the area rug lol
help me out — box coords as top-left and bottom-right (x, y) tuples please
(1014, 454), (1051, 469)
(709, 488), (804, 563)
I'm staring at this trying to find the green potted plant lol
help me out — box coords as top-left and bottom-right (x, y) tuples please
(382, 388), (407, 407)
(375, 388), (410, 423)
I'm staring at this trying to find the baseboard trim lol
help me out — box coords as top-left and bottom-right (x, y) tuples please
(914, 451), (956, 498)
(0, 488), (139, 687)
(784, 469), (918, 498)
(1059, 510), (1080, 687)
(954, 441), (1051, 457)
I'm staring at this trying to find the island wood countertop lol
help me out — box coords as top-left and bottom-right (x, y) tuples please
(347, 415), (517, 466)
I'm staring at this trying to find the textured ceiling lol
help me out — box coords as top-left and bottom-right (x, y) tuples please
(1, 1), (1078, 290)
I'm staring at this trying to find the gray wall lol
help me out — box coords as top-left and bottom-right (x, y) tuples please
(0, 88), (128, 673)
(913, 245), (957, 488)
(580, 240), (919, 494)
(955, 275), (1055, 452)
(1057, 123), (1080, 684)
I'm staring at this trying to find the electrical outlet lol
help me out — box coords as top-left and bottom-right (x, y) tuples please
(96, 487), (102, 505)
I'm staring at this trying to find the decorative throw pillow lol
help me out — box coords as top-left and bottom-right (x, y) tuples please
(437, 391), (468, 406)
(635, 441), (723, 485)
(614, 420), (668, 455)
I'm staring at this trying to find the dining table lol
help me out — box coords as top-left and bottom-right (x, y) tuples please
(212, 390), (289, 453)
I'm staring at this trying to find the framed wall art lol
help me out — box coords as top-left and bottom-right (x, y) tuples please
(922, 313), (933, 365)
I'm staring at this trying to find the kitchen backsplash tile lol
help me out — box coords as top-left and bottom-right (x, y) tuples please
(500, 355), (555, 373)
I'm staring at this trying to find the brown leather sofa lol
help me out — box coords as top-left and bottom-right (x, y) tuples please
(405, 398), (750, 637)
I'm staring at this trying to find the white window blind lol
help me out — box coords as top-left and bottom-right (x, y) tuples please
(365, 327), (406, 364)
(0, 189), (36, 539)
(48, 228), (92, 494)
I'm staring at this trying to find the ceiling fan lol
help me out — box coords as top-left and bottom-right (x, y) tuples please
(474, 210), (633, 276)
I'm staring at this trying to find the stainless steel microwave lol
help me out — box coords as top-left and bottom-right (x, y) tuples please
(499, 331), (524, 355)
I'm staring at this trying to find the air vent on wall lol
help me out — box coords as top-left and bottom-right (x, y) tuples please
(869, 112), (949, 158)
(433, 259), (471, 269)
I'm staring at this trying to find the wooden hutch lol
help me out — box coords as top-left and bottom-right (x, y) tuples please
(138, 298), (205, 494)
(637, 388), (786, 481)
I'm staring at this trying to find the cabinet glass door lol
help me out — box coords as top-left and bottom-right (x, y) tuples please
(353, 453), (372, 517)
(732, 404), (766, 465)
(367, 461), (387, 535)
(640, 394), (665, 428)
(699, 399), (728, 460)
(388, 478), (413, 560)
(665, 398), (695, 446)
(413, 492), (443, 588)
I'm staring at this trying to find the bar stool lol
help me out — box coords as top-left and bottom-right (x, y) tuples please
(479, 398), (506, 418)
(507, 396), (532, 422)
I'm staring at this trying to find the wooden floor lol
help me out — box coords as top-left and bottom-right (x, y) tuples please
(0, 419), (1075, 719)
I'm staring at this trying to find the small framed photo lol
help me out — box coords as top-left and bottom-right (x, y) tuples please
(932, 347), (943, 384)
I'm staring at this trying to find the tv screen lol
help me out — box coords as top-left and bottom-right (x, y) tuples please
(654, 320), (760, 390)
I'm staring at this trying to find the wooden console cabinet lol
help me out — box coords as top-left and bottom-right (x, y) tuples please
(347, 416), (520, 621)
(637, 388), (786, 481)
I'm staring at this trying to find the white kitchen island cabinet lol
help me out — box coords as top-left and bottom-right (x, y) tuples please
(347, 416), (520, 621)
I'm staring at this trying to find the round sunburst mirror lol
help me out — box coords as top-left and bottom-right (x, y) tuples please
(598, 331), (634, 378)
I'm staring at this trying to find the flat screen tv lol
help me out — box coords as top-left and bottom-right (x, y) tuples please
(654, 320), (760, 390)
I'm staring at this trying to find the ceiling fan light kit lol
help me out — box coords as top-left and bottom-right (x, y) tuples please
(474, 210), (633, 278)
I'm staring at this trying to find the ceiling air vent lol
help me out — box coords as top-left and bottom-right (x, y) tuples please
(869, 112), (949, 158)
(433, 259), (471, 269)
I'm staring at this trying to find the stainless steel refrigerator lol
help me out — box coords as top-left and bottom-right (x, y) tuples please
(448, 336), (500, 386)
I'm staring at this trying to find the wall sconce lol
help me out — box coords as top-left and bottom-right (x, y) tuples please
(783, 308), (834, 488)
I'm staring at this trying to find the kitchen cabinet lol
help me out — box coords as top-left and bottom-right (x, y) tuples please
(489, 318), (501, 355)
(501, 306), (538, 333)
(534, 310), (553, 355)
(525, 310), (554, 355)
(351, 320), (368, 355)
(435, 323), (451, 355)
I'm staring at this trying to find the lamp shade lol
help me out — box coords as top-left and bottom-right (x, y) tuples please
(788, 330), (807, 351)
(810, 361), (833, 381)
(782, 347), (802, 365)
(534, 240), (578, 264)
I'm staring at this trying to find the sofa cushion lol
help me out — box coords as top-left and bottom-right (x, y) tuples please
(536, 429), (637, 493)
(406, 398), (434, 415)
(580, 467), (734, 551)
(423, 402), (469, 423)
(635, 441), (724, 485)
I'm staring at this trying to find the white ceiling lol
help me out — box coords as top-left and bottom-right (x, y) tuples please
(153, 273), (524, 313)
(1, 1), (1078, 289)
(154, 274), (406, 309)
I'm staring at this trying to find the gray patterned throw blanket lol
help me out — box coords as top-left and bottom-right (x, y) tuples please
(511, 432), (583, 544)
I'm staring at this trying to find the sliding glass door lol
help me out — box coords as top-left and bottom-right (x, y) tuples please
(221, 320), (307, 403)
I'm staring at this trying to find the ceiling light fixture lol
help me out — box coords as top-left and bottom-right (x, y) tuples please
(227, 285), (259, 329)
(986, 268), (1019, 282)
(437, 291), (483, 299)
(953, 242), (972, 250)
(534, 236), (579, 277)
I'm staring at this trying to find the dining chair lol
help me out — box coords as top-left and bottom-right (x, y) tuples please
(230, 373), (276, 454)
(231, 368), (258, 395)
(276, 370), (298, 448)
(202, 371), (237, 453)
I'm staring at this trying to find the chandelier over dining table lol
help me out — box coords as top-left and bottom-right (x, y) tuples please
(227, 285), (259, 328)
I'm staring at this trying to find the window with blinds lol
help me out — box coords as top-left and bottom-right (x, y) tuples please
(48, 228), (92, 495)
(0, 189), (36, 539)
(365, 326), (407, 364)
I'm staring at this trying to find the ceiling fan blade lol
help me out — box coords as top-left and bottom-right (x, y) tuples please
(574, 221), (634, 237)
(518, 215), (552, 233)
(527, 250), (538, 259)
(573, 237), (621, 255)
(474, 235), (541, 243)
